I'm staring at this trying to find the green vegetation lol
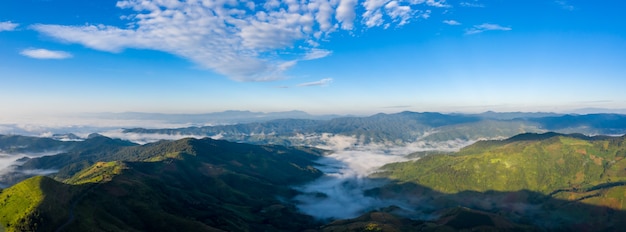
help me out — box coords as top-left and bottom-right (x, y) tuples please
(4, 129), (626, 231)
(64, 161), (126, 185)
(0, 176), (80, 232)
(0, 137), (325, 231)
(372, 133), (626, 230)
(0, 176), (46, 230)
(421, 119), (544, 142)
(378, 133), (626, 195)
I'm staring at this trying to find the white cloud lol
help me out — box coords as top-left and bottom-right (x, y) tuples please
(362, 0), (388, 28)
(19, 48), (73, 59)
(459, 1), (484, 7)
(465, 23), (511, 35)
(336, 0), (358, 30)
(0, 21), (18, 32)
(385, 1), (413, 26)
(298, 78), (333, 87)
(443, 19), (461, 25)
(425, 0), (450, 8)
(31, 0), (446, 82)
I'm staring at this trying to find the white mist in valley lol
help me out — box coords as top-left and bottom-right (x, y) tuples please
(294, 149), (410, 219)
(0, 151), (61, 188)
(100, 129), (210, 145)
(293, 135), (475, 220)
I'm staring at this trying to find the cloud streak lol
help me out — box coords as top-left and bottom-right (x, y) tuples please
(298, 78), (333, 87)
(443, 19), (461, 25)
(20, 48), (73, 59)
(303, 48), (332, 60)
(31, 0), (448, 82)
(0, 21), (18, 32)
(465, 23), (511, 35)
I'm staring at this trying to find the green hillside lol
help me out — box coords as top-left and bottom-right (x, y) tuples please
(14, 136), (324, 185)
(0, 176), (83, 232)
(0, 137), (325, 232)
(373, 133), (626, 230)
(378, 133), (626, 195)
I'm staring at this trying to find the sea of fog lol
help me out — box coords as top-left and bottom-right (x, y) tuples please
(293, 149), (411, 219)
(292, 136), (475, 220)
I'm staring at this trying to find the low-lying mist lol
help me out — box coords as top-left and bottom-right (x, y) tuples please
(293, 135), (474, 220)
(294, 149), (410, 219)
(0, 151), (61, 188)
(100, 129), (211, 144)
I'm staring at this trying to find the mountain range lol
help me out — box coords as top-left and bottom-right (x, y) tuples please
(2, 111), (626, 231)
(123, 112), (626, 146)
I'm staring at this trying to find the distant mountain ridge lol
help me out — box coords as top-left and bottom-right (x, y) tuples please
(123, 111), (626, 146)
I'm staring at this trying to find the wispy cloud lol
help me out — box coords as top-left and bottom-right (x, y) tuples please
(298, 78), (333, 87)
(382, 105), (412, 109)
(303, 49), (332, 60)
(465, 23), (511, 35)
(443, 20), (461, 25)
(460, 1), (485, 8)
(0, 21), (18, 32)
(20, 48), (73, 59)
(31, 0), (446, 82)
(555, 0), (574, 11)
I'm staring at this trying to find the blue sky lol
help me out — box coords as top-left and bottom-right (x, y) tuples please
(1, 0), (625, 116)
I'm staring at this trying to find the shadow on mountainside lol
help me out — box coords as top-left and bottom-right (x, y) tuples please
(5, 167), (626, 231)
(5, 134), (626, 231)
(360, 179), (626, 231)
(36, 157), (320, 231)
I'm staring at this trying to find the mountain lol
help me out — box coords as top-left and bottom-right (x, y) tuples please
(0, 134), (137, 187)
(122, 112), (626, 146)
(0, 137), (325, 231)
(0, 135), (70, 153)
(1, 131), (328, 187)
(4, 131), (626, 230)
(122, 112), (491, 145)
(0, 176), (78, 231)
(373, 132), (626, 230)
(472, 111), (562, 120)
(529, 113), (626, 134)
